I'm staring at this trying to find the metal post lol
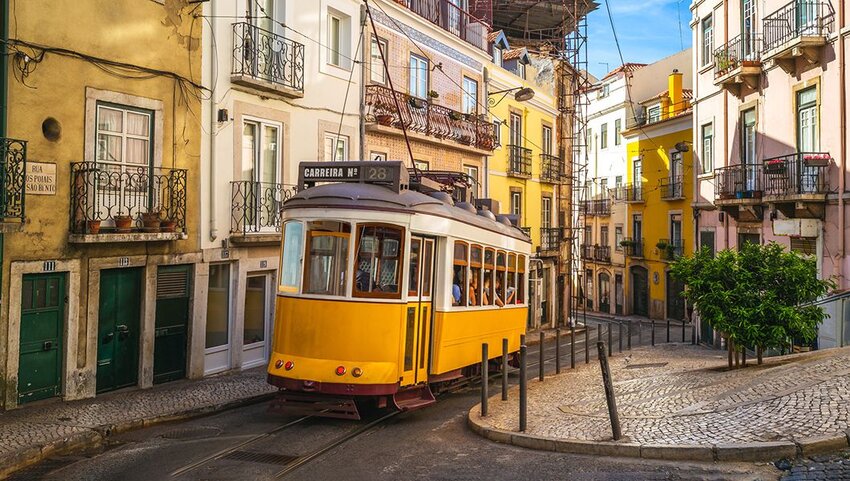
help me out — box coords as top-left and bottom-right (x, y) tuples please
(501, 338), (508, 401)
(666, 319), (671, 343)
(570, 325), (576, 369)
(597, 341), (622, 440)
(627, 321), (632, 350)
(555, 328), (561, 374)
(651, 319), (656, 346)
(481, 343), (488, 416)
(521, 333), (526, 346)
(691, 323), (696, 345)
(637, 321), (642, 346)
(607, 323), (613, 357)
(618, 322), (623, 353)
(682, 320), (686, 342)
(539, 331), (545, 381)
(519, 344), (527, 432)
(585, 323), (590, 364)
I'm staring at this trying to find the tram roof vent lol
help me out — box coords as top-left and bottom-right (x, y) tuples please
(455, 202), (477, 214)
(427, 191), (455, 205)
(477, 209), (496, 221)
(495, 215), (514, 227)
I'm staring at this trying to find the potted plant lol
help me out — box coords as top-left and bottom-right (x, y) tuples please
(428, 90), (439, 99)
(160, 217), (178, 233)
(655, 240), (668, 250)
(376, 113), (394, 126)
(449, 111), (464, 121)
(86, 219), (102, 234)
(803, 153), (830, 166)
(141, 210), (161, 232)
(408, 97), (427, 109)
(620, 239), (635, 248)
(665, 244), (677, 258)
(114, 213), (133, 233)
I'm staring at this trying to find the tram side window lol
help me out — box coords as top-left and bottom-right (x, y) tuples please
(483, 248), (494, 306)
(303, 221), (351, 296)
(452, 241), (468, 306)
(517, 255), (526, 304)
(496, 250), (507, 306)
(421, 240), (433, 297)
(354, 224), (404, 298)
(408, 238), (421, 297)
(469, 245), (483, 306)
(280, 221), (304, 292)
(507, 253), (518, 305)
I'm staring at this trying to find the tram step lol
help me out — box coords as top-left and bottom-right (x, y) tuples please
(392, 385), (436, 412)
(268, 391), (361, 420)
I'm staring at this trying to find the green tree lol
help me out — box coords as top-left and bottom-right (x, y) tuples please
(670, 242), (833, 367)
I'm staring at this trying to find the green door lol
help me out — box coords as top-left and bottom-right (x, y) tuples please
(154, 265), (191, 384)
(97, 268), (142, 393)
(19, 273), (66, 404)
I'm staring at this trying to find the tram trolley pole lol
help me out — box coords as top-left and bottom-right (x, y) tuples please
(597, 342), (622, 440)
(539, 331), (545, 381)
(570, 325), (576, 369)
(555, 328), (561, 374)
(501, 338), (508, 401)
(481, 343), (488, 417)
(519, 344), (527, 432)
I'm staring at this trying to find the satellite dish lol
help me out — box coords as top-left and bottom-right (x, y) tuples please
(514, 87), (535, 102)
(675, 141), (690, 152)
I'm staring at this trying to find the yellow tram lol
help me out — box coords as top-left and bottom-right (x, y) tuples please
(267, 161), (531, 418)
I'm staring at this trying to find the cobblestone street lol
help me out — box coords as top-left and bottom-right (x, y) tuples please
(476, 344), (850, 450)
(780, 449), (850, 480)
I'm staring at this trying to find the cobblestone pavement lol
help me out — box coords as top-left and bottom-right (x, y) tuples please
(0, 367), (275, 472)
(779, 449), (850, 480)
(482, 344), (850, 446)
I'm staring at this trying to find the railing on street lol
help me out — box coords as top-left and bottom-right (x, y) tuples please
(231, 22), (305, 93)
(1, 137), (27, 222)
(762, 0), (834, 52)
(365, 85), (497, 151)
(714, 33), (762, 79)
(507, 144), (532, 177)
(540, 154), (563, 183)
(395, 0), (490, 51)
(231, 181), (299, 234)
(762, 152), (830, 197)
(70, 161), (187, 234)
(715, 163), (763, 200)
(540, 227), (561, 251)
(659, 176), (684, 200)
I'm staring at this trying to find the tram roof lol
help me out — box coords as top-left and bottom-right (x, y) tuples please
(284, 183), (531, 243)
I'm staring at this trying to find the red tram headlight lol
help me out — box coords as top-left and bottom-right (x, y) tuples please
(335, 365), (346, 376)
(351, 367), (363, 378)
(275, 360), (284, 369)
(284, 361), (294, 371)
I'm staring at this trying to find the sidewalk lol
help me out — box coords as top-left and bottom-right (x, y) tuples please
(469, 344), (850, 462)
(0, 367), (276, 478)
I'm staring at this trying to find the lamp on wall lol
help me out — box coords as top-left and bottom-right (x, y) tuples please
(675, 141), (691, 153)
(488, 87), (535, 107)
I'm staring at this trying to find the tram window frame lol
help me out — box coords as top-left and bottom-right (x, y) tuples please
(517, 255), (526, 304)
(507, 253), (518, 305)
(408, 238), (421, 297)
(469, 244), (483, 306)
(452, 241), (468, 306)
(421, 240), (433, 298)
(483, 248), (495, 306)
(279, 220), (305, 293)
(301, 221), (351, 297)
(353, 223), (406, 299)
(496, 250), (507, 306)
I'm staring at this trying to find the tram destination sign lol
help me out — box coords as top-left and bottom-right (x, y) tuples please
(298, 161), (408, 192)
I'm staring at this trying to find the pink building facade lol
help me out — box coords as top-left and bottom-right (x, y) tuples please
(690, 1), (849, 346)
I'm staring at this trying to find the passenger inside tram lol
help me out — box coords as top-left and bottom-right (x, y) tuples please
(468, 274), (479, 306)
(451, 268), (463, 306)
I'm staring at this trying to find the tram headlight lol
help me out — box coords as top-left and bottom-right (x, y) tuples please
(351, 367), (363, 378)
(275, 360), (284, 369)
(284, 361), (294, 371)
(335, 365), (346, 376)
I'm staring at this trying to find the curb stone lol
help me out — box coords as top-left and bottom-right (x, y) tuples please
(794, 433), (850, 457)
(0, 391), (275, 479)
(640, 443), (714, 462)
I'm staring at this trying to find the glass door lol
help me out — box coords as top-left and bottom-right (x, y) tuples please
(797, 88), (818, 193)
(242, 273), (273, 369)
(204, 264), (232, 375)
(402, 236), (434, 385)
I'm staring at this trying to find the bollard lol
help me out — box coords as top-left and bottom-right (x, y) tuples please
(682, 320), (686, 343)
(521, 333), (526, 347)
(637, 321), (642, 346)
(501, 338), (508, 401)
(481, 343), (488, 417)
(618, 322), (623, 353)
(627, 322), (632, 350)
(651, 319), (656, 346)
(666, 319), (671, 343)
(555, 328), (561, 374)
(585, 323), (590, 364)
(570, 325), (576, 369)
(519, 344), (527, 432)
(597, 341), (622, 440)
(539, 331), (545, 381)
(607, 323), (613, 357)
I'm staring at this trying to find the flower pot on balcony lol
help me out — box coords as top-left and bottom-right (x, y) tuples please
(86, 220), (102, 235)
(803, 154), (830, 166)
(449, 111), (464, 121)
(160, 219), (178, 233)
(376, 114), (394, 126)
(408, 97), (427, 109)
(141, 211), (161, 233)
(655, 241), (668, 250)
(428, 90), (439, 99)
(114, 215), (133, 233)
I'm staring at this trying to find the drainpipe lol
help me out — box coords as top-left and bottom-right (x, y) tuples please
(0, 0), (9, 298)
(839, 0), (846, 289)
(359, 4), (367, 161)
(483, 67), (490, 197)
(207, 0), (218, 242)
(723, 0), (729, 250)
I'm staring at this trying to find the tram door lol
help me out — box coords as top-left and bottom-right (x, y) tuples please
(402, 236), (435, 385)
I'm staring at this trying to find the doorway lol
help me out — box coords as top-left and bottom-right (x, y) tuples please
(205, 263), (232, 374)
(614, 273), (624, 315)
(18, 273), (66, 404)
(666, 271), (685, 321)
(631, 266), (649, 317)
(154, 265), (191, 384)
(402, 236), (435, 385)
(598, 272), (610, 314)
(243, 273), (274, 369)
(97, 268), (142, 393)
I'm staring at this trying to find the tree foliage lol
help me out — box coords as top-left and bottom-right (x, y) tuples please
(670, 242), (834, 353)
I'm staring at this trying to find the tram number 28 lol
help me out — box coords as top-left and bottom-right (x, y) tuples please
(366, 166), (389, 181)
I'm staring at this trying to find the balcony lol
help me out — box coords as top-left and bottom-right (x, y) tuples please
(69, 162), (187, 243)
(659, 176), (684, 200)
(763, 152), (830, 218)
(657, 238), (684, 261)
(580, 244), (594, 260)
(365, 85), (497, 153)
(507, 145), (532, 178)
(714, 163), (764, 221)
(539, 154), (564, 183)
(613, 183), (645, 203)
(762, 1), (834, 72)
(231, 22), (305, 98)
(593, 245), (611, 263)
(714, 34), (762, 92)
(539, 227), (562, 252)
(1, 138), (26, 226)
(230, 181), (299, 244)
(395, 0), (490, 51)
(620, 238), (644, 258)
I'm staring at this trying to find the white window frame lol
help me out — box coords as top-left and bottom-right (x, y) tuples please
(462, 76), (478, 115)
(323, 133), (349, 161)
(600, 122), (608, 149)
(414, 159), (429, 171)
(463, 164), (479, 195)
(492, 45), (502, 67)
(701, 122), (714, 174)
(370, 36), (388, 84)
(647, 105), (661, 123)
(510, 191), (522, 217)
(241, 116), (283, 185)
(542, 125), (552, 155)
(327, 9), (351, 70)
(614, 118), (621, 145)
(409, 53), (429, 99)
(370, 151), (387, 161)
(541, 196), (552, 229)
(701, 15), (714, 67)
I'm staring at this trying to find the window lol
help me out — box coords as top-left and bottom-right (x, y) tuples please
(370, 151), (387, 161)
(492, 45), (502, 67)
(699, 230), (715, 256)
(701, 123), (713, 174)
(583, 226), (592, 245)
(462, 77), (478, 114)
(615, 175), (622, 188)
(598, 83), (610, 98)
(633, 158), (642, 184)
(327, 10), (351, 69)
(600, 178), (608, 196)
(541, 196), (552, 229)
(206, 264), (230, 349)
(791, 237), (817, 256)
(370, 36), (388, 84)
(95, 103), (153, 170)
(280, 221), (304, 292)
(354, 224), (404, 298)
(542, 125), (553, 155)
(670, 213), (682, 248)
(409, 53), (429, 99)
(509, 112), (522, 146)
(614, 118), (621, 145)
(507, 253), (518, 304)
(737, 233), (760, 250)
(600, 123), (608, 149)
(463, 165), (479, 196)
(517, 62), (526, 80)
(452, 241), (468, 306)
(303, 221), (350, 296)
(586, 128), (592, 150)
(493, 120), (501, 146)
(632, 214), (642, 242)
(414, 159), (429, 171)
(323, 133), (349, 161)
(469, 245), (483, 306)
(797, 87), (818, 151)
(517, 255), (526, 304)
(496, 250), (507, 304)
(742, 108), (756, 164)
(614, 226), (623, 251)
(600, 225), (609, 246)
(585, 268), (593, 308)
(241, 119), (280, 186)
(510, 191), (522, 217)
(483, 248), (495, 306)
(647, 105), (661, 123)
(701, 15), (713, 67)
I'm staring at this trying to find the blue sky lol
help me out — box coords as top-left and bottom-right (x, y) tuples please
(586, 0), (693, 79)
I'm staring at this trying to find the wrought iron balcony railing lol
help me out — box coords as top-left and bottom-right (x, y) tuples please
(715, 163), (763, 200)
(714, 33), (762, 79)
(591, 199), (611, 215)
(365, 85), (497, 150)
(507, 145), (532, 177)
(70, 162), (187, 235)
(594, 245), (611, 263)
(763, 1), (834, 52)
(231, 181), (299, 235)
(613, 183), (645, 203)
(762, 152), (830, 197)
(657, 238), (684, 261)
(232, 22), (305, 94)
(540, 154), (563, 183)
(621, 238), (644, 258)
(540, 227), (562, 251)
(1, 138), (27, 222)
(659, 176), (684, 200)
(580, 244), (594, 260)
(395, 0), (490, 51)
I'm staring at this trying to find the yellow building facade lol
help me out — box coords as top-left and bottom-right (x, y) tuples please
(487, 40), (562, 327)
(621, 72), (693, 320)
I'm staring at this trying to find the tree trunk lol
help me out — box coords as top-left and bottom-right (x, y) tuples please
(727, 339), (734, 368)
(742, 347), (747, 367)
(757, 346), (763, 365)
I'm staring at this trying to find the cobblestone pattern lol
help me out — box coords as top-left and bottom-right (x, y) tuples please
(0, 368), (275, 459)
(780, 450), (850, 480)
(483, 344), (850, 446)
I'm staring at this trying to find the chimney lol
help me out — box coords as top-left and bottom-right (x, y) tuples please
(668, 69), (683, 118)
